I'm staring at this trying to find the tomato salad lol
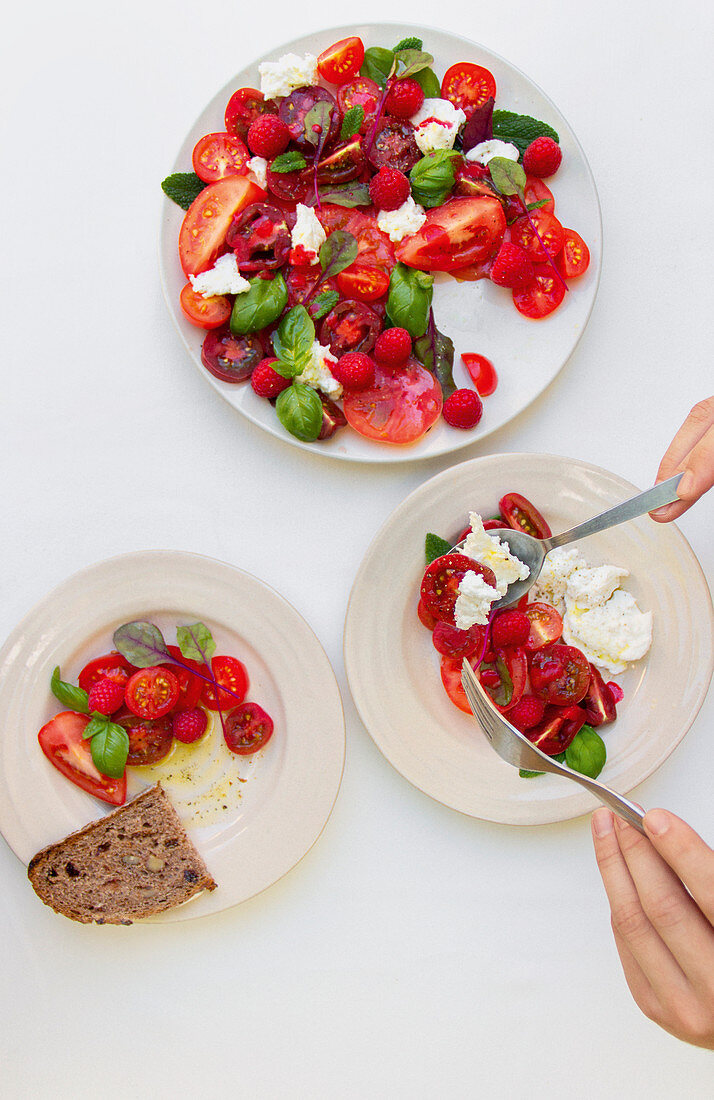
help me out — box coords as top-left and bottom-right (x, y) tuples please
(38, 620), (274, 805)
(418, 494), (628, 780)
(162, 34), (591, 447)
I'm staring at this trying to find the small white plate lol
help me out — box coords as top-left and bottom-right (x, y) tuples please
(159, 22), (602, 463)
(0, 551), (345, 920)
(344, 454), (713, 824)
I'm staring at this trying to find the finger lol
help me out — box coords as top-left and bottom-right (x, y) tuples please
(611, 925), (663, 1022)
(644, 809), (714, 924)
(591, 810), (690, 1001)
(651, 399), (714, 521)
(613, 815), (714, 993)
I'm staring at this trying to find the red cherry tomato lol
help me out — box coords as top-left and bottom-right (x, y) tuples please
(179, 284), (232, 330)
(178, 175), (263, 276)
(500, 492), (552, 539)
(479, 646), (527, 712)
(162, 646), (205, 710)
(336, 265), (390, 302)
(417, 597), (437, 631)
(432, 620), (486, 659)
(529, 645), (591, 706)
(441, 62), (496, 115)
(225, 88), (275, 139)
(524, 177), (555, 214)
(556, 229), (591, 279)
(440, 654), (473, 714)
(461, 353), (498, 396)
(224, 702), (274, 755)
(38, 712), (127, 805)
(420, 553), (497, 625)
(395, 196), (506, 272)
(510, 211), (564, 263)
(120, 713), (174, 766)
(200, 655), (249, 710)
(526, 705), (584, 755)
(192, 132), (249, 183)
(337, 77), (381, 132)
(512, 263), (566, 319)
(78, 653), (136, 693)
(125, 667), (180, 720)
(581, 664), (617, 726)
(317, 36), (365, 85)
(522, 602), (563, 651)
(343, 358), (443, 445)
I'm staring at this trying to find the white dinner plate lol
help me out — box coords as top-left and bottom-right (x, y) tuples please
(159, 22), (602, 463)
(344, 454), (713, 823)
(0, 551), (345, 921)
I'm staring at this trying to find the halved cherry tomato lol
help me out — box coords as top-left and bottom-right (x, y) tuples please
(78, 653), (136, 693)
(224, 702), (274, 755)
(225, 88), (275, 139)
(320, 300), (381, 356)
(318, 36), (365, 85)
(526, 705), (584, 755)
(512, 263), (566, 319)
(38, 712), (126, 805)
(556, 228), (590, 279)
(226, 202), (292, 273)
(343, 358), (443, 445)
(201, 328), (264, 383)
(336, 265), (389, 302)
(581, 664), (617, 727)
(461, 353), (498, 396)
(337, 77), (381, 133)
(432, 620), (486, 659)
(417, 597), (438, 631)
(317, 137), (365, 185)
(421, 553), (497, 625)
(440, 654), (473, 713)
(441, 63), (496, 116)
(120, 713), (174, 766)
(162, 646), (205, 710)
(266, 165), (312, 204)
(395, 196), (506, 272)
(480, 646), (527, 712)
(524, 176), (555, 214)
(367, 119), (421, 172)
(179, 284), (232, 330)
(499, 492), (551, 539)
(529, 644), (591, 706)
(125, 667), (180, 720)
(510, 211), (564, 263)
(201, 655), (249, 710)
(192, 132), (249, 183)
(179, 175), (263, 276)
(522, 602), (563, 651)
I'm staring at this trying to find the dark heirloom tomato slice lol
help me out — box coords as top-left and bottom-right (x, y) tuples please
(318, 36), (365, 85)
(522, 602), (563, 651)
(366, 118), (420, 172)
(201, 328), (264, 383)
(316, 137), (365, 184)
(420, 553), (497, 625)
(279, 86), (341, 150)
(499, 493), (552, 538)
(224, 702), (274, 755)
(78, 653), (136, 693)
(337, 77), (381, 132)
(395, 196), (506, 272)
(432, 620), (486, 659)
(526, 705), (584, 755)
(179, 176), (263, 276)
(530, 644), (591, 706)
(192, 132), (249, 183)
(510, 211), (564, 263)
(512, 264), (566, 319)
(317, 395), (347, 439)
(480, 646), (527, 713)
(343, 359), (443, 445)
(581, 664), (617, 727)
(201, 655), (249, 710)
(266, 165), (312, 204)
(556, 229), (591, 279)
(336, 265), (389, 302)
(125, 667), (180, 720)
(179, 284), (232, 330)
(121, 713), (174, 766)
(226, 202), (292, 273)
(37, 712), (127, 805)
(320, 300), (382, 356)
(225, 87), (276, 139)
(441, 62), (497, 116)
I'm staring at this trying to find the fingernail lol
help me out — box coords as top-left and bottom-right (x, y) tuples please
(650, 505), (673, 519)
(592, 808), (614, 837)
(644, 809), (670, 837)
(677, 470), (694, 499)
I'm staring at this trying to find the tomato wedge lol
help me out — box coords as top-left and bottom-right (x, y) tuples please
(224, 702), (274, 755)
(441, 62), (496, 115)
(125, 667), (180, 720)
(318, 37), (365, 85)
(461, 353), (498, 396)
(522, 602), (563, 651)
(336, 265), (389, 302)
(179, 284), (232, 330)
(581, 664), (617, 727)
(342, 359), (443, 445)
(556, 229), (591, 279)
(192, 132), (249, 183)
(179, 175), (263, 276)
(78, 653), (136, 693)
(500, 493), (552, 539)
(201, 655), (249, 710)
(395, 196), (506, 272)
(440, 654), (473, 714)
(526, 705), (585, 755)
(38, 712), (127, 805)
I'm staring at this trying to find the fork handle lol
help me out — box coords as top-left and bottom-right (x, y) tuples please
(543, 474), (683, 552)
(560, 768), (646, 832)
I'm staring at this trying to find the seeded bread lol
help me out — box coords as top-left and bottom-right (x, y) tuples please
(27, 785), (216, 924)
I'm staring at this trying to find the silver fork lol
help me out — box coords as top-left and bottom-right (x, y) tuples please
(460, 660), (646, 832)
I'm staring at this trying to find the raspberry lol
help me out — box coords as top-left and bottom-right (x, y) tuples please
(172, 708), (208, 744)
(330, 352), (375, 390)
(251, 357), (291, 399)
(490, 242), (535, 291)
(491, 610), (531, 649)
(369, 167), (410, 211)
(442, 388), (483, 429)
(385, 78), (424, 119)
(87, 677), (125, 716)
(374, 327), (412, 368)
(522, 136), (562, 178)
(247, 114), (290, 158)
(508, 695), (546, 732)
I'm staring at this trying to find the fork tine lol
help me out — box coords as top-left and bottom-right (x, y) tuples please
(460, 660), (495, 734)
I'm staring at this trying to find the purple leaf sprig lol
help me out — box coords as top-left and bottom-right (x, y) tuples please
(363, 69), (396, 158)
(303, 101), (334, 212)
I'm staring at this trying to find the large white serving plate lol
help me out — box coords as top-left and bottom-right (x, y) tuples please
(159, 23), (602, 462)
(344, 454), (713, 823)
(0, 551), (345, 921)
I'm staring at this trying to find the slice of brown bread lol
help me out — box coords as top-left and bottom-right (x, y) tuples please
(27, 784), (216, 924)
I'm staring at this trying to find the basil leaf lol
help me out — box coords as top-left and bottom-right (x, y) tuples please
(82, 714), (110, 740)
(311, 289), (340, 320)
(361, 46), (395, 86)
(425, 533), (452, 564)
(270, 151), (307, 173)
(488, 157), (526, 197)
(318, 182), (371, 208)
(526, 199), (550, 212)
(340, 105), (364, 141)
(414, 309), (456, 399)
(113, 621), (169, 667)
(394, 35), (422, 51)
(229, 274), (287, 335)
(275, 383), (323, 442)
(394, 49), (434, 79)
(272, 306), (315, 377)
(386, 262), (433, 338)
(409, 150), (459, 208)
(176, 622), (216, 664)
(303, 101), (334, 148)
(161, 172), (207, 210)
(461, 98), (495, 153)
(413, 67), (441, 98)
(520, 751), (565, 779)
(492, 110), (559, 156)
(319, 230), (358, 279)
(565, 725), (607, 779)
(50, 667), (89, 714)
(90, 720), (129, 779)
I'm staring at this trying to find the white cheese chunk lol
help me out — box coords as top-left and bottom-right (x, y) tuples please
(410, 98), (466, 155)
(562, 588), (653, 675)
(247, 156), (268, 190)
(259, 53), (319, 100)
(462, 514), (530, 597)
(465, 139), (519, 165)
(454, 570), (501, 629)
(189, 253), (250, 297)
(295, 341), (342, 399)
(290, 203), (326, 263)
(376, 196), (427, 242)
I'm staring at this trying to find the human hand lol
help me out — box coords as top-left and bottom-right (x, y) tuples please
(591, 807), (714, 1048)
(650, 397), (714, 522)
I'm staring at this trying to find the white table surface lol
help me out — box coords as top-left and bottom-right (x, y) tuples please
(1, 0), (712, 1094)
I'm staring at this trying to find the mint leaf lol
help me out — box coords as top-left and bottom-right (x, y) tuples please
(90, 720), (129, 779)
(394, 49), (434, 79)
(275, 383), (323, 442)
(425, 533), (451, 564)
(340, 105), (364, 141)
(177, 622), (216, 663)
(361, 46), (395, 86)
(161, 172), (207, 210)
(51, 667), (89, 714)
(386, 263), (433, 338)
(319, 230), (358, 280)
(488, 157), (527, 197)
(113, 621), (169, 667)
(394, 36), (422, 51)
(318, 181), (371, 208)
(310, 289), (339, 320)
(272, 306), (315, 377)
(230, 274), (287, 335)
(491, 110), (559, 156)
(414, 309), (456, 399)
(270, 151), (307, 173)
